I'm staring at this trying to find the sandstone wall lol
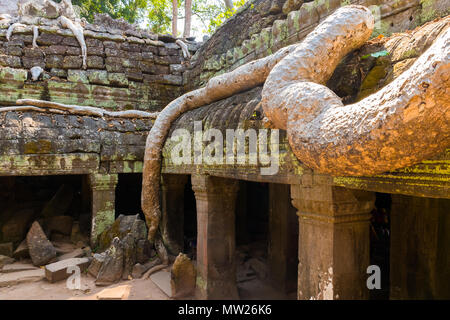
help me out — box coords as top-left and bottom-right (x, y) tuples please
(0, 110), (152, 174)
(0, 21), (199, 112)
(187, 0), (449, 89)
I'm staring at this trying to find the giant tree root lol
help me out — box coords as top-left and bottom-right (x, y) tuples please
(60, 16), (87, 70)
(142, 6), (375, 243)
(262, 17), (450, 176)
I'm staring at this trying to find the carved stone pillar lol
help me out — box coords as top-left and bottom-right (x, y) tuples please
(191, 174), (239, 300)
(161, 174), (188, 255)
(291, 176), (374, 300)
(88, 173), (118, 247)
(268, 183), (298, 294)
(390, 195), (450, 299)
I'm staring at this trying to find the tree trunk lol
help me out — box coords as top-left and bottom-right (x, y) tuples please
(224, 0), (234, 10)
(172, 0), (178, 38)
(183, 0), (192, 38)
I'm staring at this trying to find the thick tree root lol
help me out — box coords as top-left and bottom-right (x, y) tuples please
(60, 16), (87, 69)
(32, 26), (39, 48)
(141, 6), (373, 244)
(262, 8), (449, 176)
(141, 5), (449, 243)
(13, 99), (159, 119)
(176, 40), (191, 59)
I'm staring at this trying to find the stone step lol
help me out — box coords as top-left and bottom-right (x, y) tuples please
(0, 269), (45, 287)
(45, 257), (91, 283)
(1, 263), (38, 274)
(96, 285), (131, 300)
(150, 269), (172, 297)
(56, 248), (85, 261)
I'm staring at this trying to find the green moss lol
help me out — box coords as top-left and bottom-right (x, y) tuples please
(24, 140), (52, 154)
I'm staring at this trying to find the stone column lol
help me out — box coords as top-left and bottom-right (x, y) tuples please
(88, 173), (118, 247)
(160, 174), (188, 255)
(268, 183), (298, 294)
(191, 174), (239, 300)
(291, 176), (374, 300)
(390, 195), (450, 299)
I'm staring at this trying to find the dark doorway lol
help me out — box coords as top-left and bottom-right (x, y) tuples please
(370, 192), (391, 300)
(115, 173), (144, 219)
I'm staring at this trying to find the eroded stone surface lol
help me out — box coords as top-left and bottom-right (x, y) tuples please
(26, 221), (57, 266)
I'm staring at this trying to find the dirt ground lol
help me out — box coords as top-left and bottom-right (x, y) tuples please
(0, 274), (171, 300)
(0, 272), (294, 300)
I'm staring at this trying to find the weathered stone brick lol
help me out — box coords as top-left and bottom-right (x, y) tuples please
(87, 46), (104, 56)
(86, 38), (103, 47)
(37, 33), (64, 45)
(126, 69), (143, 82)
(61, 36), (79, 46)
(0, 55), (21, 68)
(170, 64), (184, 73)
(50, 68), (67, 78)
(23, 47), (44, 58)
(103, 41), (120, 49)
(63, 55), (82, 69)
(141, 45), (158, 54)
(45, 55), (64, 69)
(142, 51), (153, 60)
(22, 56), (45, 68)
(87, 55), (104, 69)
(105, 47), (123, 57)
(154, 55), (169, 65)
(67, 69), (89, 83)
(138, 60), (153, 73)
(158, 47), (168, 56)
(87, 69), (109, 85)
(107, 72), (128, 87)
(105, 57), (124, 72)
(151, 64), (169, 74)
(66, 46), (81, 55)
(6, 45), (22, 56)
(120, 42), (141, 52)
(45, 45), (67, 55)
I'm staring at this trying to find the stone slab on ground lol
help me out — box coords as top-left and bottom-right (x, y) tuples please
(45, 258), (91, 283)
(56, 248), (85, 261)
(26, 221), (57, 266)
(1, 263), (38, 274)
(0, 269), (45, 287)
(0, 243), (13, 257)
(0, 255), (15, 268)
(96, 285), (131, 300)
(13, 240), (29, 259)
(150, 269), (172, 297)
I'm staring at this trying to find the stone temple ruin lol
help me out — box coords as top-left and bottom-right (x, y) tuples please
(0, 0), (449, 300)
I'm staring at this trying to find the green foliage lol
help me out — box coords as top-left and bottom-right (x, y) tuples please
(146, 0), (172, 34)
(205, 0), (246, 34)
(71, 0), (148, 24)
(69, 0), (248, 36)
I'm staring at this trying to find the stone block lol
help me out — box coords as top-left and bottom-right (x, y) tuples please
(0, 242), (13, 257)
(0, 269), (45, 287)
(45, 257), (91, 283)
(63, 55), (83, 69)
(171, 253), (196, 298)
(26, 221), (57, 266)
(87, 69), (109, 85)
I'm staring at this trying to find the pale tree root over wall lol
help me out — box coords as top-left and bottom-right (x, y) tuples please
(142, 5), (450, 244)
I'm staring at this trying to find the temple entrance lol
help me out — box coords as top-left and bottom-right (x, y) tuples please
(0, 175), (90, 255)
(183, 176), (197, 259)
(235, 181), (297, 300)
(115, 173), (144, 219)
(370, 192), (391, 300)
